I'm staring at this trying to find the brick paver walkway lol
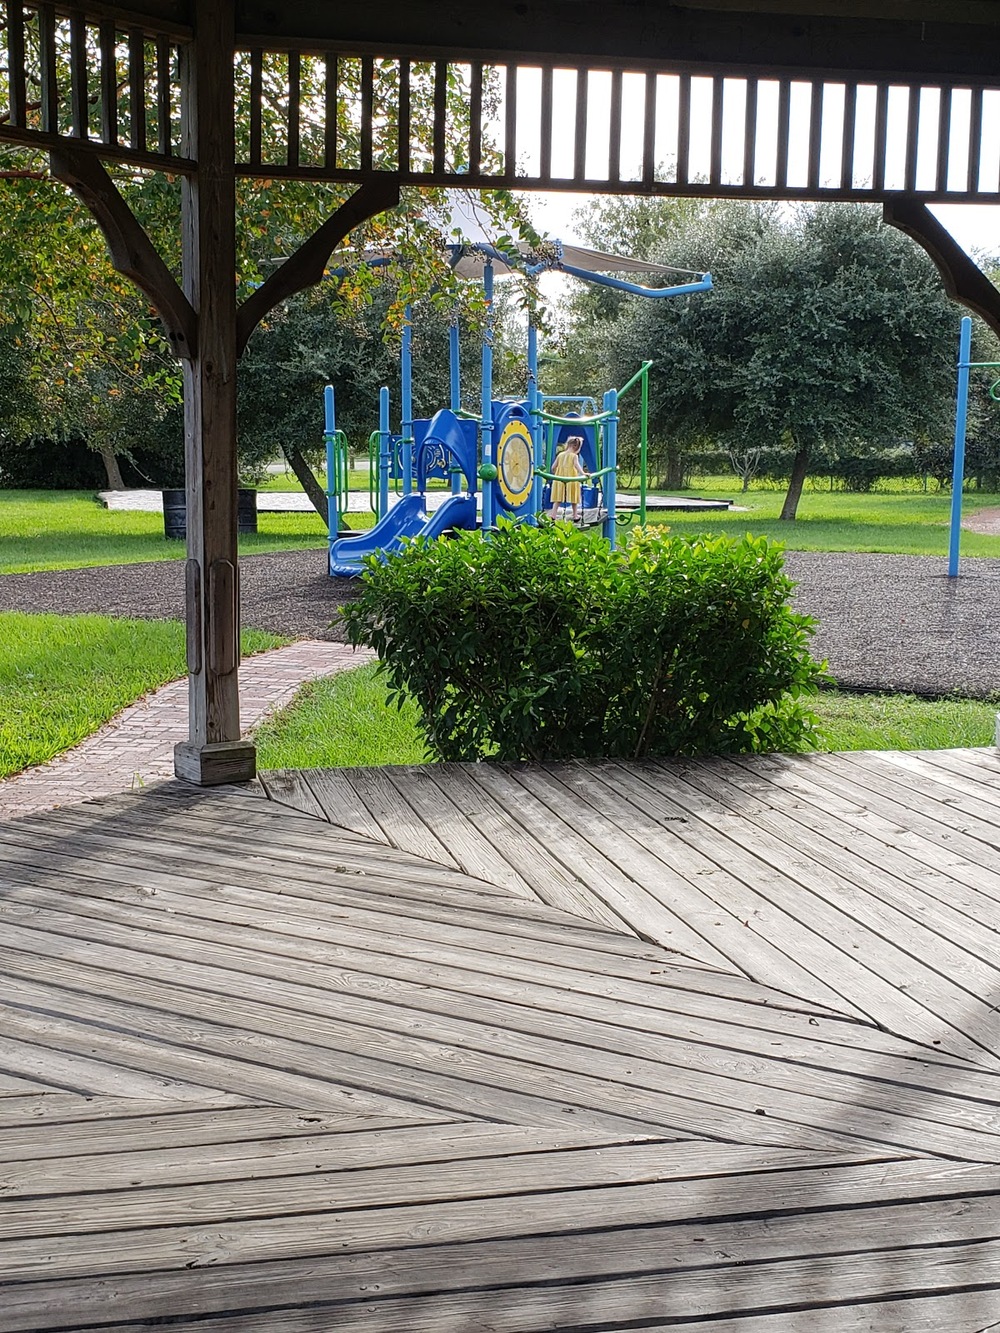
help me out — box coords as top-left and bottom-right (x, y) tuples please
(0, 640), (375, 822)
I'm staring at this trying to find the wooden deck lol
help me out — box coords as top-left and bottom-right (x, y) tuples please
(2, 751), (1000, 1329)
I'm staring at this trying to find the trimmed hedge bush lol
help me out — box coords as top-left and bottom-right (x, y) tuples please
(343, 521), (825, 762)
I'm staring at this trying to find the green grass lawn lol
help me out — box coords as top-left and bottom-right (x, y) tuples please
(0, 612), (284, 778)
(636, 482), (1000, 557)
(0, 491), (329, 575)
(5, 483), (1000, 572)
(254, 663), (428, 769)
(254, 663), (998, 770)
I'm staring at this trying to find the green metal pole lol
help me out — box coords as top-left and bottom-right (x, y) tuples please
(640, 364), (649, 524)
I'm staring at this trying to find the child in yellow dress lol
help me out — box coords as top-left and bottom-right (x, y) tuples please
(549, 435), (586, 521)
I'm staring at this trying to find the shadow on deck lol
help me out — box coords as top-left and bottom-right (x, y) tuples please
(2, 749), (1000, 1329)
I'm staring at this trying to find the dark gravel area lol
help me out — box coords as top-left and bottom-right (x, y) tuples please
(2, 547), (998, 699)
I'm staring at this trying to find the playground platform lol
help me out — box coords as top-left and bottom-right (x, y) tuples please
(3, 750), (1000, 1329)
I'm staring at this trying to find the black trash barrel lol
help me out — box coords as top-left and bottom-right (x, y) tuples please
(162, 489), (186, 540)
(238, 488), (258, 534)
(162, 488), (258, 540)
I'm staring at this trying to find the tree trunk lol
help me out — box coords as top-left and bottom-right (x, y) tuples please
(282, 443), (331, 527)
(97, 442), (125, 490)
(665, 445), (685, 491)
(779, 444), (810, 520)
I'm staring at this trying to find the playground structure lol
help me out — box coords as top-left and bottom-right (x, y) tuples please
(949, 314), (1000, 578)
(325, 242), (712, 577)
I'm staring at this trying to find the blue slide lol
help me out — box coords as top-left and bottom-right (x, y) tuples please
(329, 492), (478, 577)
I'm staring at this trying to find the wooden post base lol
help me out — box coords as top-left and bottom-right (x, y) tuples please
(174, 740), (256, 786)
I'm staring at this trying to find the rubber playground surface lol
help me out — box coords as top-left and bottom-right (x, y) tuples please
(1, 547), (997, 699)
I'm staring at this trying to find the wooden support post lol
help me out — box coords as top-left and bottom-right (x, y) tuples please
(173, 0), (253, 786)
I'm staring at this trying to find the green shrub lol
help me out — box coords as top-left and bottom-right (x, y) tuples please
(343, 521), (825, 762)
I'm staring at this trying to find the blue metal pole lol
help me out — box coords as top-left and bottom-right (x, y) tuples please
(401, 304), (413, 496)
(378, 386), (391, 519)
(323, 384), (338, 537)
(527, 320), (541, 525)
(449, 320), (462, 494)
(603, 387), (618, 549)
(481, 262), (495, 532)
(949, 316), (973, 578)
(449, 319), (461, 412)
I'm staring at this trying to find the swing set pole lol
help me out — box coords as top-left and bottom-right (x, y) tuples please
(949, 317), (972, 579)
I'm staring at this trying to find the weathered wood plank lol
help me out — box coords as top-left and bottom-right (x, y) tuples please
(11, 1282), (999, 1333)
(256, 767), (330, 821)
(464, 763), (732, 963)
(5, 925), (995, 1162)
(413, 764), (634, 928)
(0, 1093), (250, 1131)
(4, 1121), (635, 1199)
(0, 970), (670, 1136)
(538, 762), (862, 1015)
(381, 767), (538, 898)
(575, 761), (958, 1041)
(0, 1107), (450, 1163)
(0, 1153), (984, 1285)
(0, 849), (647, 976)
(3, 868), (890, 1082)
(634, 759), (1000, 1063)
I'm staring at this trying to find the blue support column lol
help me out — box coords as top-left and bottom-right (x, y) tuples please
(603, 387), (618, 549)
(481, 262), (495, 533)
(378, 386), (391, 520)
(527, 320), (541, 525)
(949, 316), (973, 579)
(449, 319), (461, 412)
(323, 384), (338, 536)
(449, 319), (462, 494)
(401, 304), (413, 496)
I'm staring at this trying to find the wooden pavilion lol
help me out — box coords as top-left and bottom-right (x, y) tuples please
(4, 0), (1000, 783)
(5, 3), (1000, 1328)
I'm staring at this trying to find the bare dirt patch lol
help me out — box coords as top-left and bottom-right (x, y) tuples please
(963, 506), (1000, 536)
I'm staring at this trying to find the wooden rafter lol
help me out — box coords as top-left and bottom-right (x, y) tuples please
(883, 199), (1000, 341)
(235, 177), (400, 355)
(49, 146), (197, 357)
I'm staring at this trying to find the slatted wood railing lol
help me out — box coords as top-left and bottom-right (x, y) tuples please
(3, 2), (1000, 201)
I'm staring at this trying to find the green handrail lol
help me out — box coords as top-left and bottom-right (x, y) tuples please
(367, 429), (381, 513)
(325, 429), (351, 529)
(617, 359), (654, 400)
(537, 408), (615, 427)
(616, 360), (653, 523)
(536, 465), (616, 484)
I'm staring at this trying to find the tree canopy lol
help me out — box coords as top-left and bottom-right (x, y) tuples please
(572, 200), (962, 516)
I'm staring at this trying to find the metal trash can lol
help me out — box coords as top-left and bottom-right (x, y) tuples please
(162, 488), (258, 540)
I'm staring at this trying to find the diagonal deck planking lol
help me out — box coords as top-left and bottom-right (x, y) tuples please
(0, 754), (999, 1328)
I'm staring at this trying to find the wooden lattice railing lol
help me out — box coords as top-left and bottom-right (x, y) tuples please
(0, 2), (188, 168)
(3, 2), (1000, 201)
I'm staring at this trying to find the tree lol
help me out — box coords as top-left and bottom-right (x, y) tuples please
(237, 272), (496, 519)
(0, 38), (544, 489)
(593, 202), (960, 517)
(543, 195), (711, 488)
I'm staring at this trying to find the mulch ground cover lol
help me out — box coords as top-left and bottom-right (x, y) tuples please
(2, 548), (998, 699)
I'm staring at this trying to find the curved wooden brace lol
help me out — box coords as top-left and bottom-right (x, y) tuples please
(236, 178), (400, 356)
(49, 148), (197, 359)
(884, 199), (1000, 341)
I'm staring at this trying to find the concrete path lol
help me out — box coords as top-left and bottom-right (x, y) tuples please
(0, 640), (374, 822)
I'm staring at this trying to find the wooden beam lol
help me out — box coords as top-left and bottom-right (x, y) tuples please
(883, 198), (1000, 339)
(235, 178), (400, 356)
(48, 148), (196, 359)
(234, 3), (1000, 83)
(174, 0), (253, 787)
